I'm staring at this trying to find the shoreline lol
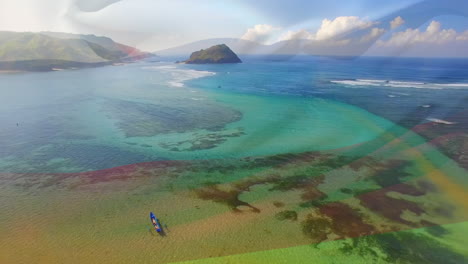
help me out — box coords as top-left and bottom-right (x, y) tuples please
(0, 70), (25, 74)
(0, 55), (155, 73)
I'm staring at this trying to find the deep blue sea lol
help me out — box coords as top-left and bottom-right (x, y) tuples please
(186, 55), (468, 126)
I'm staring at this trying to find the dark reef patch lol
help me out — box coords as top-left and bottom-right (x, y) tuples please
(103, 99), (242, 137)
(273, 201), (285, 208)
(348, 156), (379, 171)
(370, 160), (413, 188)
(413, 104), (468, 171)
(193, 176), (282, 212)
(202, 180), (222, 186)
(248, 152), (327, 168)
(191, 152), (339, 211)
(388, 183), (427, 196)
(433, 204), (456, 218)
(270, 174), (320, 192)
(301, 215), (332, 243)
(319, 155), (357, 169)
(188, 152), (375, 211)
(340, 188), (353, 194)
(417, 180), (438, 193)
(300, 195), (328, 208)
(275, 210), (298, 221)
(301, 203), (375, 242)
(319, 202), (375, 238)
(358, 186), (425, 226)
(267, 173), (326, 208)
(160, 128), (246, 151)
(194, 185), (260, 213)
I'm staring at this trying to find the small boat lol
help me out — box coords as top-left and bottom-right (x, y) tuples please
(150, 212), (162, 233)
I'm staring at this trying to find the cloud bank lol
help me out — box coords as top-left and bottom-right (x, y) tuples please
(378, 21), (468, 47)
(278, 16), (376, 42)
(244, 15), (468, 57)
(241, 24), (282, 44)
(315, 16), (375, 40)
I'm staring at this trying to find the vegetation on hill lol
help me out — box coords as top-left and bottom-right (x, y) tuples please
(0, 31), (153, 71)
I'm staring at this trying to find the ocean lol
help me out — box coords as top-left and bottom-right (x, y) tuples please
(1, 56), (467, 173)
(1, 56), (467, 263)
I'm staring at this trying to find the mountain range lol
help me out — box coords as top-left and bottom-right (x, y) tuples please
(155, 37), (370, 58)
(0, 31), (153, 71)
(157, 38), (267, 57)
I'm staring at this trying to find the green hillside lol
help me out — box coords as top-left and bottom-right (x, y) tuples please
(41, 32), (140, 59)
(0, 31), (153, 71)
(0, 32), (106, 63)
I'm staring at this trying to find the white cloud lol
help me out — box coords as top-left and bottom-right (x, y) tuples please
(377, 21), (464, 47)
(241, 24), (281, 44)
(278, 29), (314, 41)
(361, 27), (386, 42)
(426, 20), (441, 34)
(315, 16), (375, 40)
(277, 16), (376, 43)
(390, 16), (405, 29)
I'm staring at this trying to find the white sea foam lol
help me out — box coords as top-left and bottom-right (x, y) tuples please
(331, 79), (468, 90)
(426, 118), (457, 125)
(168, 81), (184, 87)
(433, 83), (468, 88)
(142, 65), (216, 87)
(393, 92), (411, 96)
(155, 65), (177, 69)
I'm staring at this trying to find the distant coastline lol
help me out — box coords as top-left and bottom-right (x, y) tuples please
(0, 59), (111, 72)
(0, 56), (152, 72)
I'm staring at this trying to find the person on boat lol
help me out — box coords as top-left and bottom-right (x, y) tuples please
(152, 217), (162, 232)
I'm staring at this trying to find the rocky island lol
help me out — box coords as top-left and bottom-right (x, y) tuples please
(184, 44), (242, 64)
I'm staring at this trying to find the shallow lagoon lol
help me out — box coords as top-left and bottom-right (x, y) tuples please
(0, 57), (467, 263)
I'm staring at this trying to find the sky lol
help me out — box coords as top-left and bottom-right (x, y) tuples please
(1, 0), (468, 56)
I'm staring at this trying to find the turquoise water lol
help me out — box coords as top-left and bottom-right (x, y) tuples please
(0, 60), (395, 173)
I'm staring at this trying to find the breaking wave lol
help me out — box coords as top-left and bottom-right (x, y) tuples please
(331, 79), (468, 89)
(142, 65), (216, 87)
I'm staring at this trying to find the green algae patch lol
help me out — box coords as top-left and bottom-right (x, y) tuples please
(340, 229), (467, 264)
